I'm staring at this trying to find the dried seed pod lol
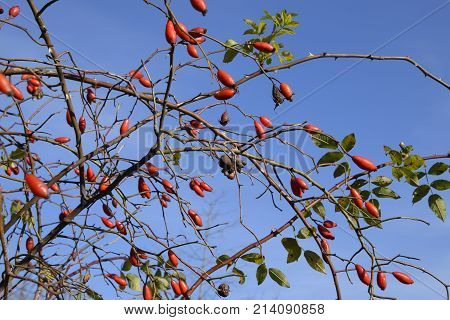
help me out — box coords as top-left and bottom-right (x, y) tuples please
(217, 283), (230, 297)
(272, 84), (284, 106)
(219, 111), (230, 126)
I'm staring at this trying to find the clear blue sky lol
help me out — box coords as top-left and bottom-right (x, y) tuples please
(1, 0), (449, 299)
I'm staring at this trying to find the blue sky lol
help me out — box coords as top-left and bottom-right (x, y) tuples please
(1, 0), (449, 299)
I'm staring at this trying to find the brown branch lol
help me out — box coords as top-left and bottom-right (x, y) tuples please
(186, 153), (450, 297)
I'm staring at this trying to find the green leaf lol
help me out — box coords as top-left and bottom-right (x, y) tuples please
(333, 162), (349, 178)
(351, 179), (368, 189)
(268, 268), (290, 288)
(346, 203), (360, 229)
(140, 261), (152, 276)
(312, 202), (326, 219)
(223, 39), (239, 63)
(412, 185), (430, 204)
(304, 250), (326, 274)
(281, 238), (302, 263)
(399, 142), (413, 155)
(122, 259), (132, 272)
(224, 39), (239, 48)
(241, 252), (265, 264)
(232, 267), (246, 285)
(10, 200), (23, 215)
(341, 133), (356, 152)
(126, 273), (141, 291)
(360, 190), (371, 201)
(400, 168), (420, 187)
(404, 155), (424, 170)
(317, 152), (343, 166)
(216, 254), (230, 264)
(10, 200), (33, 226)
(10, 148), (25, 160)
(172, 151), (181, 166)
(86, 288), (103, 300)
(428, 194), (446, 221)
(244, 19), (257, 28)
(430, 180), (450, 191)
(216, 254), (232, 269)
(257, 21), (267, 34)
(336, 197), (350, 213)
(243, 28), (256, 35)
(256, 264), (268, 285)
(154, 276), (170, 290)
(303, 208), (312, 218)
(310, 133), (338, 149)
(278, 50), (294, 63)
(297, 226), (315, 239)
(416, 171), (426, 180)
(224, 49), (239, 63)
(173, 270), (186, 281)
(372, 187), (400, 199)
(392, 167), (403, 181)
(428, 162), (448, 175)
(372, 176), (393, 187)
(386, 149), (403, 165)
